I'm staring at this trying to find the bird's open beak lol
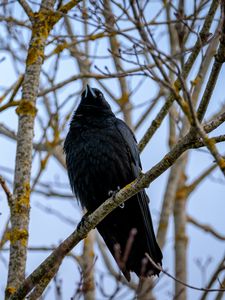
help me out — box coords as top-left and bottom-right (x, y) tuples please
(85, 84), (97, 98)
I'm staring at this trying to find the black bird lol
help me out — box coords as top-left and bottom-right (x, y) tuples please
(64, 85), (162, 280)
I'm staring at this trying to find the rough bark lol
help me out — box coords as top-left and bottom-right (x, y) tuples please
(174, 170), (188, 300)
(5, 8), (51, 299)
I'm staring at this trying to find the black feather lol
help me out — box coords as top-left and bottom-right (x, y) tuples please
(64, 85), (163, 280)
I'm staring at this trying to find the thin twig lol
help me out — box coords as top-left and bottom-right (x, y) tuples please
(0, 175), (13, 207)
(145, 253), (225, 293)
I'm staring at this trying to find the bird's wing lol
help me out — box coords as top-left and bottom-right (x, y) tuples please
(115, 118), (163, 266)
(137, 190), (163, 265)
(114, 118), (142, 174)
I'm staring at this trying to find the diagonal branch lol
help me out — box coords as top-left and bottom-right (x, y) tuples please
(0, 175), (13, 207)
(9, 126), (225, 299)
(187, 215), (225, 241)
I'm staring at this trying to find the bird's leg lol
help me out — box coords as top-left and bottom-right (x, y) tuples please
(108, 186), (125, 208)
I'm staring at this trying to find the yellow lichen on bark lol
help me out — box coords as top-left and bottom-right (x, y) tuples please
(173, 80), (180, 93)
(118, 93), (129, 106)
(13, 181), (30, 214)
(27, 48), (45, 66)
(27, 11), (58, 66)
(207, 137), (216, 146)
(176, 187), (188, 200)
(40, 157), (48, 169)
(175, 233), (188, 245)
(5, 286), (16, 295)
(219, 158), (225, 170)
(191, 75), (202, 86)
(9, 228), (29, 247)
(84, 236), (95, 258)
(14, 196), (30, 214)
(16, 99), (37, 116)
(53, 42), (69, 55)
(157, 222), (168, 230)
(90, 32), (111, 40)
(180, 99), (192, 119)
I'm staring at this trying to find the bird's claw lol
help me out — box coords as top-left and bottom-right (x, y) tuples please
(108, 186), (120, 199)
(108, 186), (125, 208)
(119, 203), (125, 208)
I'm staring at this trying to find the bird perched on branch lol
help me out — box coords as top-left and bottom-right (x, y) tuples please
(64, 85), (162, 280)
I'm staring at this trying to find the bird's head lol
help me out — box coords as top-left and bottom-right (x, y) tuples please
(76, 85), (113, 115)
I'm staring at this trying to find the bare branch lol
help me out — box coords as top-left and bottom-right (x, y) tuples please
(0, 175), (13, 207)
(200, 253), (225, 300)
(187, 215), (225, 241)
(146, 253), (225, 293)
(18, 0), (33, 21)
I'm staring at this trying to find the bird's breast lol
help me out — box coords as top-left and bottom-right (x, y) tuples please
(69, 127), (132, 211)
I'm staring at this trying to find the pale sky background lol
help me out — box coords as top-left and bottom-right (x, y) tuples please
(0, 1), (225, 299)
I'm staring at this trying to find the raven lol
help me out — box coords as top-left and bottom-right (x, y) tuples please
(64, 85), (162, 280)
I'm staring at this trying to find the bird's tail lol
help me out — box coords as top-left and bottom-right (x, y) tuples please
(133, 191), (163, 277)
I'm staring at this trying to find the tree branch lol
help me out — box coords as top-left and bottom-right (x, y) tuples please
(9, 123), (225, 299)
(146, 254), (225, 293)
(187, 215), (225, 241)
(18, 0), (33, 22)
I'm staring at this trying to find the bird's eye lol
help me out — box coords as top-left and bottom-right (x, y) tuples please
(99, 93), (103, 98)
